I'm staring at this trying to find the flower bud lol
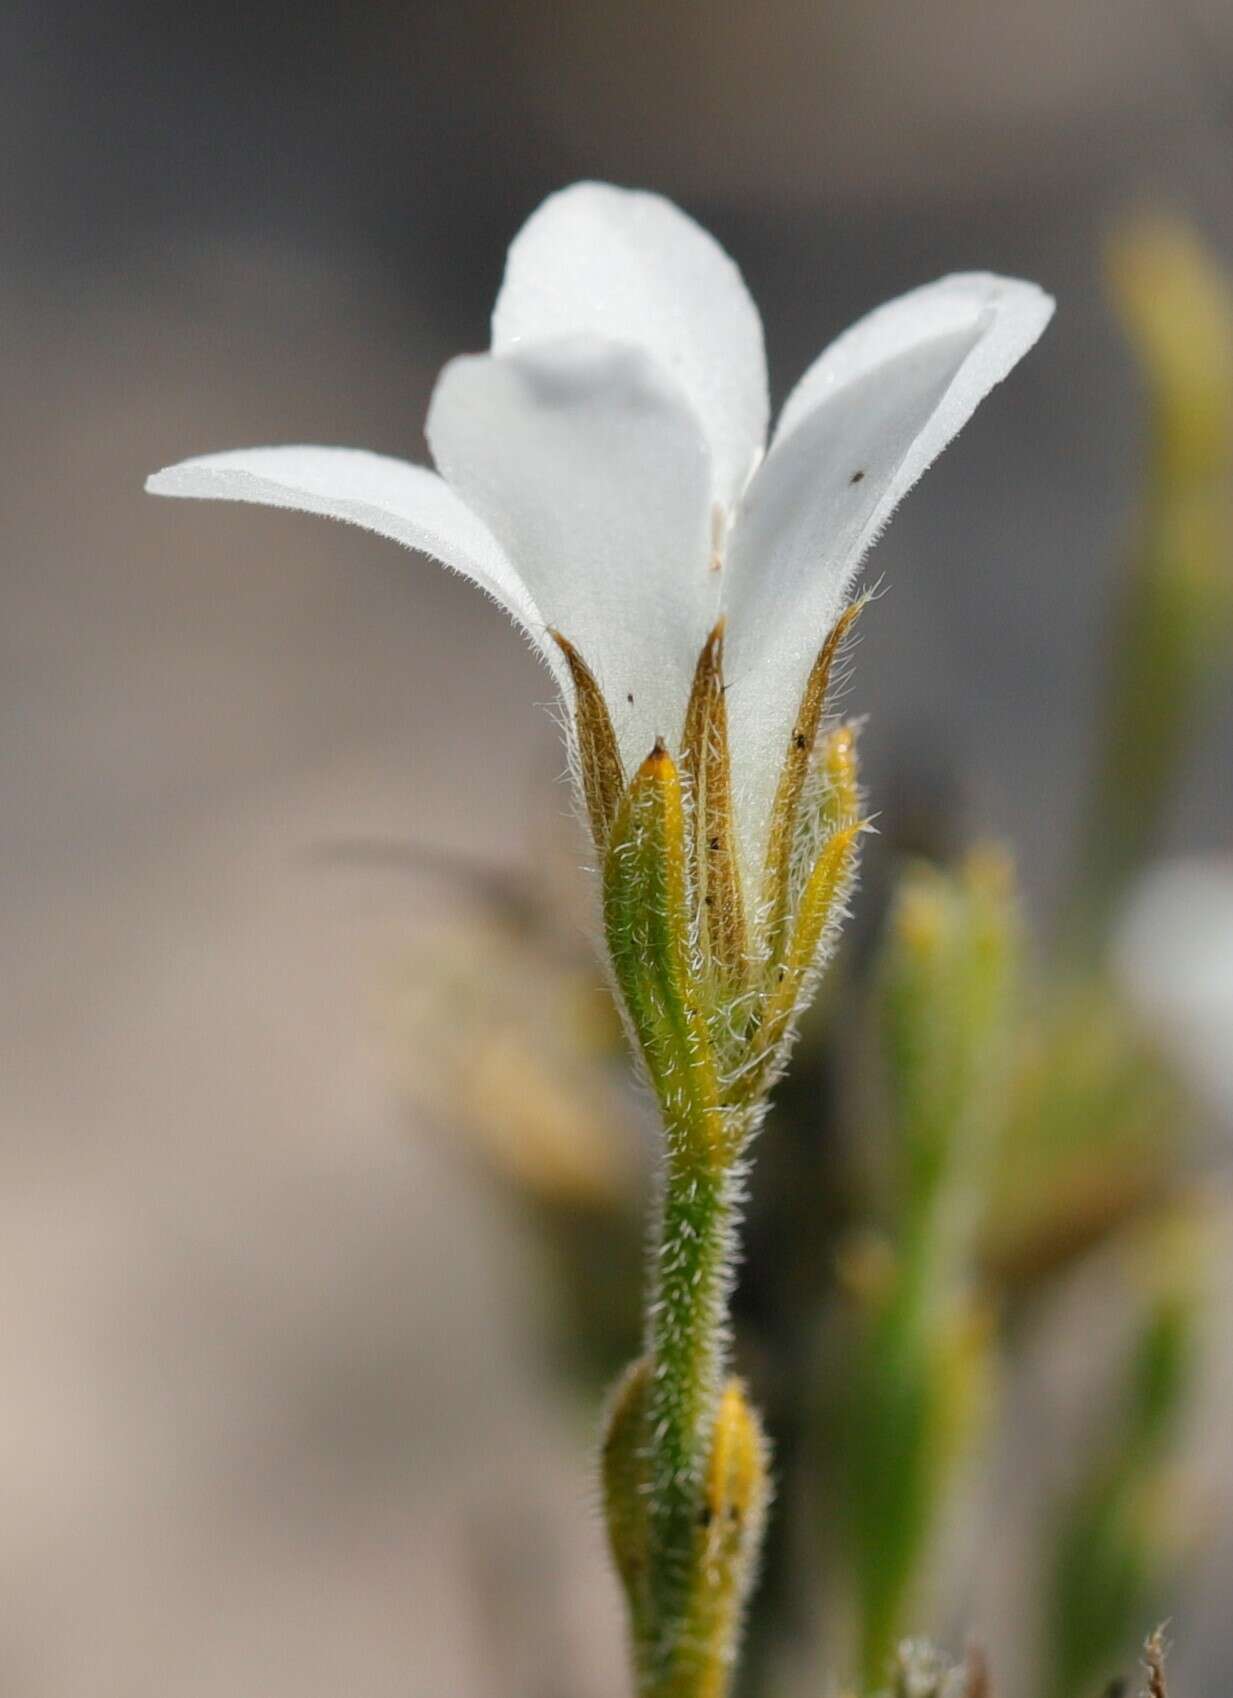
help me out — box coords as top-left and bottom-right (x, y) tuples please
(601, 1356), (654, 1660)
(671, 1378), (771, 1698)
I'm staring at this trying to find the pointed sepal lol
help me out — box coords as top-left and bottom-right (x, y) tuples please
(759, 600), (864, 962)
(553, 629), (627, 851)
(681, 620), (748, 995)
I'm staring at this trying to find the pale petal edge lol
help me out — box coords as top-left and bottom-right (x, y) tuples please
(776, 272), (1055, 456)
(721, 278), (1053, 886)
(145, 445), (563, 680)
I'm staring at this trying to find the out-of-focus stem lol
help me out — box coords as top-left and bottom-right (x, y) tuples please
(1075, 217), (1233, 947)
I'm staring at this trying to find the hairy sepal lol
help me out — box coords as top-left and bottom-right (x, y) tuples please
(554, 628), (627, 850)
(737, 821), (864, 1105)
(681, 620), (748, 999)
(758, 600), (864, 965)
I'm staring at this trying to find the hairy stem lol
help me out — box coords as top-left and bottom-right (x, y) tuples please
(642, 1137), (739, 1692)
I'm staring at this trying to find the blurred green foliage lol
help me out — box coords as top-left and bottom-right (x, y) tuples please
(1046, 1220), (1202, 1698)
(1081, 217), (1233, 930)
(838, 853), (1017, 1689)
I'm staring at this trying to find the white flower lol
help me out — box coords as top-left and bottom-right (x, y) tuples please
(1113, 858), (1233, 1125)
(147, 181), (1053, 877)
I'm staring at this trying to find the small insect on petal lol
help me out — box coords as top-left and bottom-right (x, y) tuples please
(552, 629), (627, 850)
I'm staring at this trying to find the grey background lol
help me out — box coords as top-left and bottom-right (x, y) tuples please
(3, 1), (1232, 1693)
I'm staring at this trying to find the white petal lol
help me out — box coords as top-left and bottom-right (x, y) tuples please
(774, 273), (1055, 451)
(723, 275), (1053, 878)
(1114, 859), (1233, 1124)
(492, 181), (768, 512)
(145, 445), (559, 672)
(427, 336), (715, 770)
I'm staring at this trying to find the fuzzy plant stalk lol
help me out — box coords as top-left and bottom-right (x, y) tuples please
(144, 182), (1053, 1698)
(583, 615), (864, 1694)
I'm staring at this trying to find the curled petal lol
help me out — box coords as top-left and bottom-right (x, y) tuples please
(773, 273), (1054, 451)
(492, 181), (768, 510)
(145, 445), (560, 677)
(428, 336), (716, 773)
(724, 275), (1053, 879)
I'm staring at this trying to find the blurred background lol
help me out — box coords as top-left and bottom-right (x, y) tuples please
(3, 1), (1233, 1694)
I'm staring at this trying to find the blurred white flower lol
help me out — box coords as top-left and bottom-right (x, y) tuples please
(148, 181), (1051, 875)
(1114, 858), (1233, 1123)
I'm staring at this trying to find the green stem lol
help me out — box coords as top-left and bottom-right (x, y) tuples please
(642, 1141), (737, 1694)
